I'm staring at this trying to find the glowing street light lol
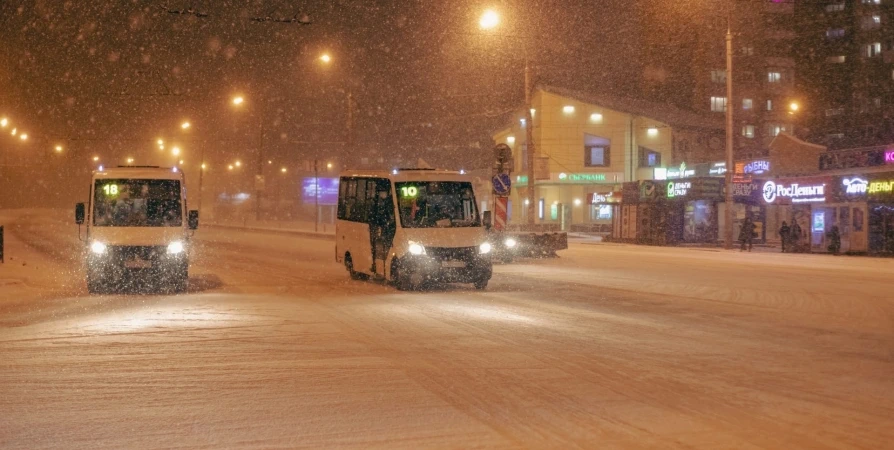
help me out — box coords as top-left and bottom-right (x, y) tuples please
(172, 146), (181, 156)
(178, 160), (184, 165)
(0, 118), (7, 128)
(201, 163), (207, 170)
(228, 164), (234, 170)
(235, 160), (242, 167)
(54, 145), (63, 153)
(789, 102), (799, 112)
(181, 121), (191, 130)
(479, 9), (500, 30)
(280, 167), (288, 173)
(93, 156), (100, 162)
(126, 157), (134, 164)
(232, 96), (244, 106)
(11, 127), (17, 136)
(320, 53), (332, 64)
(326, 162), (333, 169)
(19, 133), (28, 141)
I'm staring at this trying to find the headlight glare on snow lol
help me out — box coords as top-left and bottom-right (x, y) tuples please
(90, 241), (107, 255)
(479, 242), (493, 254)
(504, 238), (517, 249)
(167, 241), (185, 255)
(408, 242), (425, 256)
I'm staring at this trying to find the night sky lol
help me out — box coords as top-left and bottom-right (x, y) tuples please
(0, 0), (641, 205)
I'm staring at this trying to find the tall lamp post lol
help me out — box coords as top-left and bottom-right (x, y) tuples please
(319, 52), (355, 158)
(724, 24), (735, 249)
(231, 94), (266, 221)
(480, 10), (536, 225)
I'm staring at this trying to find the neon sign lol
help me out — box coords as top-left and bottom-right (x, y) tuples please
(591, 192), (614, 204)
(667, 181), (691, 198)
(762, 180), (826, 203)
(665, 162), (695, 179)
(743, 160), (770, 175)
(842, 177), (868, 195)
(886, 150), (894, 164)
(868, 181), (894, 194)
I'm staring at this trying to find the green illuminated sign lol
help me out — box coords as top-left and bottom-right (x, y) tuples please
(400, 186), (419, 197)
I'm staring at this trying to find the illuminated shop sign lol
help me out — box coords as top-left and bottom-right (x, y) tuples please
(886, 150), (894, 164)
(665, 162), (695, 179)
(842, 177), (868, 195)
(869, 180), (894, 194)
(743, 160), (770, 175)
(708, 162), (727, 176)
(590, 192), (619, 204)
(667, 181), (692, 198)
(762, 180), (826, 204)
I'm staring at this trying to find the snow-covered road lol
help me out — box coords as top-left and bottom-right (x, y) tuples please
(2, 210), (893, 449)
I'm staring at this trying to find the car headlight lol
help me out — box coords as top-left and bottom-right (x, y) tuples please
(408, 242), (425, 255)
(504, 238), (517, 249)
(479, 242), (493, 254)
(167, 241), (185, 255)
(90, 241), (107, 255)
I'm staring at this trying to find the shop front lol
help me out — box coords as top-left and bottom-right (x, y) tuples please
(512, 172), (624, 230)
(587, 189), (621, 233)
(832, 174), (894, 254)
(757, 177), (831, 252)
(664, 178), (723, 244)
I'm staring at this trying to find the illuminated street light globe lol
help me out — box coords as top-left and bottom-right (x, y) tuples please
(232, 96), (244, 106)
(320, 53), (332, 63)
(479, 10), (499, 29)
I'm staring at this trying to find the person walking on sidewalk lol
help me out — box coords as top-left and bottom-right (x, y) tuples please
(739, 216), (756, 252)
(779, 221), (790, 253)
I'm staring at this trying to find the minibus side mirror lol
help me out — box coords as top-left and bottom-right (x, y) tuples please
(75, 203), (85, 225)
(188, 210), (199, 230)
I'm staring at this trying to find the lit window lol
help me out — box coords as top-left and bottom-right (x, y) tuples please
(585, 146), (610, 167)
(639, 147), (662, 167)
(743, 98), (753, 110)
(767, 99), (773, 111)
(861, 14), (881, 29)
(825, 108), (844, 116)
(520, 118), (526, 127)
(862, 0), (881, 4)
(563, 105), (575, 114)
(826, 55), (846, 63)
(828, 133), (845, 140)
(825, 3), (845, 12)
(767, 123), (789, 137)
(866, 42), (882, 57)
(538, 199), (545, 220)
(711, 70), (727, 83)
(589, 113), (603, 122)
(768, 72), (782, 83)
(740, 47), (754, 56)
(710, 96), (728, 112)
(825, 28), (845, 39)
(742, 125), (755, 139)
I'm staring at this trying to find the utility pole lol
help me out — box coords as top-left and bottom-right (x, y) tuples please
(724, 23), (735, 249)
(255, 114), (265, 221)
(197, 141), (205, 214)
(346, 90), (354, 158)
(524, 42), (536, 226)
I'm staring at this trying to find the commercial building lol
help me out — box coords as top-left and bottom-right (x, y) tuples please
(491, 85), (723, 231)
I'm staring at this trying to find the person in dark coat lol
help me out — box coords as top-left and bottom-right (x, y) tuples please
(827, 225), (841, 254)
(779, 221), (790, 253)
(790, 221), (802, 253)
(739, 216), (756, 252)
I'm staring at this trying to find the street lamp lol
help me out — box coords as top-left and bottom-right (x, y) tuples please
(0, 118), (7, 128)
(326, 162), (333, 169)
(126, 157), (134, 164)
(235, 160), (242, 167)
(181, 121), (191, 130)
(478, 9), (536, 225)
(11, 128), (17, 136)
(232, 96), (244, 106)
(93, 156), (100, 162)
(172, 146), (181, 156)
(54, 145), (63, 153)
(280, 167), (287, 173)
(320, 53), (332, 64)
(19, 133), (28, 141)
(479, 10), (499, 29)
